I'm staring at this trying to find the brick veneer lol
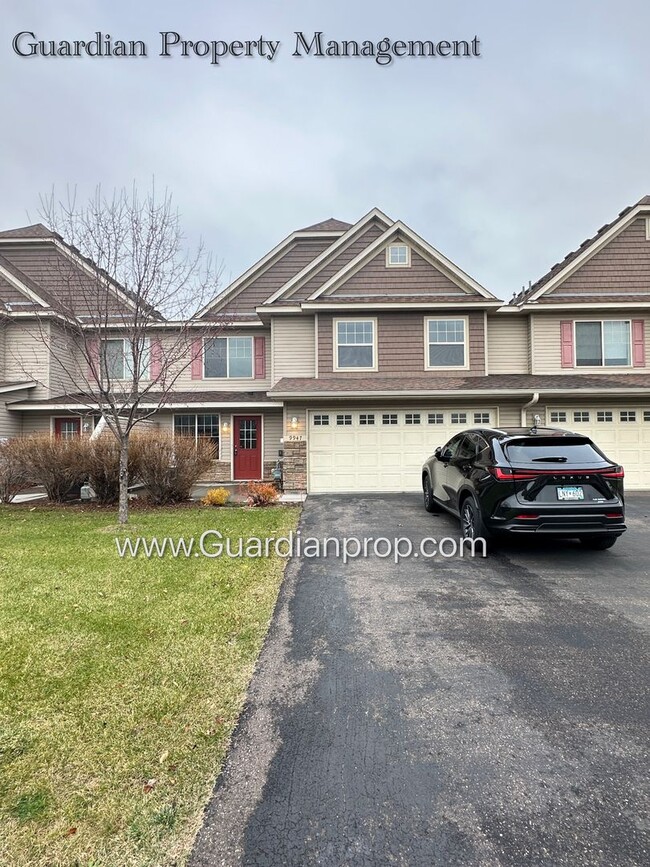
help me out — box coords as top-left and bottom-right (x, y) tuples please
(199, 459), (276, 484)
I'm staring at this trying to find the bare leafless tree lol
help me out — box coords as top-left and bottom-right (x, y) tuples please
(21, 183), (224, 523)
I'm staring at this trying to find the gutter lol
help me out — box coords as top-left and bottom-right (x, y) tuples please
(520, 392), (540, 426)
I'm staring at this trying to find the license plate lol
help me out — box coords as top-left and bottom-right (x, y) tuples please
(557, 486), (584, 501)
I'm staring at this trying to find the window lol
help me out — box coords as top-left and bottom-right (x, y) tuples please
(359, 413), (375, 425)
(336, 414), (352, 426)
(474, 412), (490, 425)
(427, 319), (467, 368)
(620, 410), (636, 422)
(313, 414), (330, 426)
(382, 413), (398, 425)
(573, 411), (590, 423)
(550, 411), (567, 423)
(428, 413), (444, 425)
(451, 412), (467, 424)
(505, 439), (606, 465)
(204, 336), (253, 378)
(386, 244), (410, 267)
(644, 411), (650, 422)
(597, 411), (613, 422)
(335, 320), (375, 370)
(405, 413), (421, 425)
(102, 338), (150, 381)
(174, 414), (219, 456)
(575, 321), (631, 367)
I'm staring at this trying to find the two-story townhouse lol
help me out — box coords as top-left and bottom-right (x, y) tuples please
(3, 200), (650, 492)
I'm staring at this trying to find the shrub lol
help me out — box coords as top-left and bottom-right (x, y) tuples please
(243, 481), (279, 507)
(15, 434), (87, 503)
(136, 433), (216, 505)
(85, 435), (143, 505)
(201, 487), (230, 507)
(0, 438), (33, 503)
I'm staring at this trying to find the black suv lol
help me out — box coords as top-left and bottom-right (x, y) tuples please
(421, 426), (626, 550)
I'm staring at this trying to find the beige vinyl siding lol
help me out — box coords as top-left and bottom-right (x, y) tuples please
(271, 316), (315, 383)
(487, 316), (529, 374)
(3, 324), (50, 398)
(531, 312), (650, 374)
(318, 312), (486, 376)
(0, 390), (30, 437)
(49, 325), (79, 396)
(21, 412), (55, 436)
(170, 329), (272, 391)
(497, 401), (527, 427)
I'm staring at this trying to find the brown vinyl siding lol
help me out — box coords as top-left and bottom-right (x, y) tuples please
(327, 248), (466, 298)
(290, 222), (385, 300)
(547, 218), (650, 297)
(206, 238), (334, 318)
(318, 312), (485, 377)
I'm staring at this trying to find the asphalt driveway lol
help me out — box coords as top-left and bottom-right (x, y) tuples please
(190, 494), (650, 867)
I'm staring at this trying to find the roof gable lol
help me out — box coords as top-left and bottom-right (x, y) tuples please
(0, 223), (56, 240)
(517, 197), (650, 304)
(308, 222), (497, 301)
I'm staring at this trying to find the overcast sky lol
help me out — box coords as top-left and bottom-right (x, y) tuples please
(2, 0), (649, 300)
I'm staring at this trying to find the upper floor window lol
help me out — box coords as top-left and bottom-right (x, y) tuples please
(334, 319), (376, 370)
(386, 243), (410, 267)
(426, 318), (467, 369)
(575, 321), (630, 367)
(204, 336), (253, 378)
(102, 338), (149, 381)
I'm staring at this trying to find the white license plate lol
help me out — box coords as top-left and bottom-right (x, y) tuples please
(557, 486), (584, 501)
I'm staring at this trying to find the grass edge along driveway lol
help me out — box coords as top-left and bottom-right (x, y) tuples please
(0, 504), (300, 867)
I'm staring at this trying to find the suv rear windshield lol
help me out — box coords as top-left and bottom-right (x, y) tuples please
(504, 437), (607, 465)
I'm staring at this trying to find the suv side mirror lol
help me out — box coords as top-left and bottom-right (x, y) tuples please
(436, 447), (452, 463)
(434, 446), (442, 458)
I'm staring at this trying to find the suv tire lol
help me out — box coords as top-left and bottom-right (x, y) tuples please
(579, 535), (618, 550)
(460, 497), (491, 548)
(423, 475), (439, 513)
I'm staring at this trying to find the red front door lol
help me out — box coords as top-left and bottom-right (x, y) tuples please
(54, 418), (81, 439)
(233, 415), (262, 480)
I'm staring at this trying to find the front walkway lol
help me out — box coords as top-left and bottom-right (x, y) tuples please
(190, 494), (649, 866)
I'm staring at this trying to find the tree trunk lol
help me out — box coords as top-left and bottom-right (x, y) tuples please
(118, 434), (130, 524)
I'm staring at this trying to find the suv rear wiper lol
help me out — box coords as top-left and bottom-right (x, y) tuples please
(531, 456), (568, 462)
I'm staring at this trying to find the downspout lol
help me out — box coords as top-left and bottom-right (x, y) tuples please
(90, 415), (107, 440)
(520, 392), (540, 427)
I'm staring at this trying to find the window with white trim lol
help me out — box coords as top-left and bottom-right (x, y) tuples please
(204, 336), (253, 378)
(386, 244), (410, 266)
(336, 414), (352, 426)
(426, 319), (467, 368)
(451, 412), (467, 424)
(575, 321), (631, 367)
(550, 411), (567, 423)
(597, 411), (613, 422)
(102, 338), (150, 381)
(382, 413), (398, 425)
(620, 410), (636, 422)
(573, 411), (590, 423)
(174, 414), (219, 456)
(359, 413), (375, 425)
(474, 412), (490, 424)
(428, 413), (444, 424)
(405, 413), (421, 425)
(313, 414), (330, 426)
(335, 320), (375, 370)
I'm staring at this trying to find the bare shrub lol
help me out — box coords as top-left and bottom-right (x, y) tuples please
(242, 481), (279, 507)
(0, 438), (33, 503)
(15, 434), (87, 503)
(85, 436), (143, 505)
(136, 433), (215, 505)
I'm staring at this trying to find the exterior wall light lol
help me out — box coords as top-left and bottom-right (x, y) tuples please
(290, 417), (298, 429)
(222, 421), (230, 433)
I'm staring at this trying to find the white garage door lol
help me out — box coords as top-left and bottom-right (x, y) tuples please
(308, 407), (497, 493)
(546, 407), (650, 490)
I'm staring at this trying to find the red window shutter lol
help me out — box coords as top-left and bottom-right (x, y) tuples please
(632, 319), (645, 367)
(150, 338), (163, 380)
(560, 321), (574, 368)
(254, 336), (266, 379)
(87, 338), (99, 380)
(191, 338), (203, 379)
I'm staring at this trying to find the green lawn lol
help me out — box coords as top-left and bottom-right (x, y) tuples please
(0, 504), (300, 867)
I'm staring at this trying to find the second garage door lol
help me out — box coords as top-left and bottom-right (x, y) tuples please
(308, 407), (497, 493)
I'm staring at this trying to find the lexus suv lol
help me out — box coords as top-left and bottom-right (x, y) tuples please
(421, 426), (626, 550)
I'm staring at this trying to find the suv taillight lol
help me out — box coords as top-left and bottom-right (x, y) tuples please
(602, 466), (625, 479)
(488, 467), (537, 481)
